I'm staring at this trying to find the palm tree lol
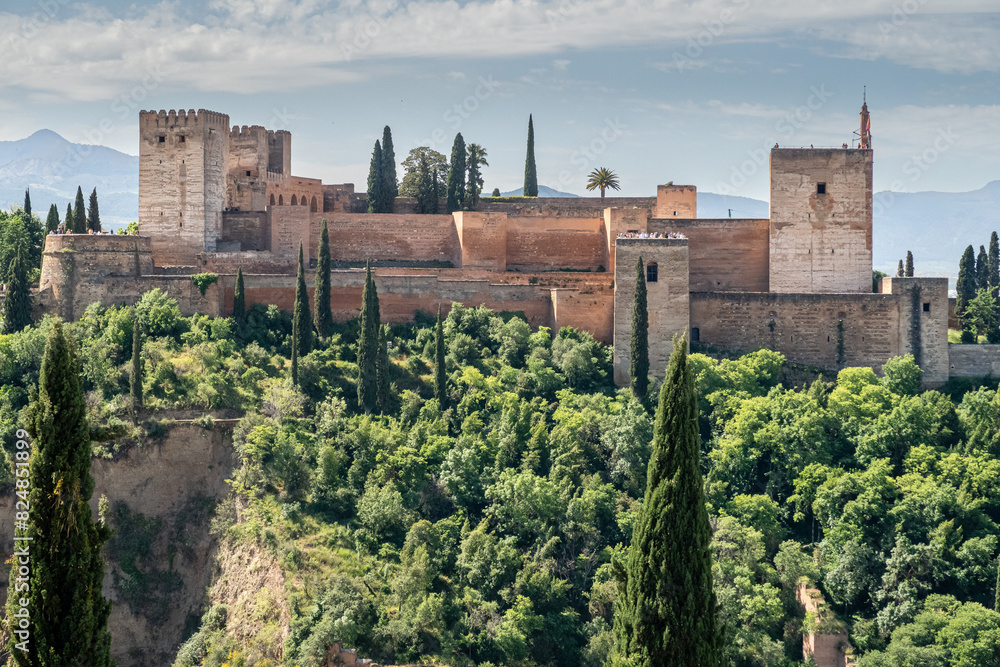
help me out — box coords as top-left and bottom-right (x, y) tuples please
(586, 167), (621, 198)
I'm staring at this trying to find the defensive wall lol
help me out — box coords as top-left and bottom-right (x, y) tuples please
(948, 344), (1000, 378)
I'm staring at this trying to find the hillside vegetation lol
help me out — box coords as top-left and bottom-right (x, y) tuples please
(3, 291), (1000, 666)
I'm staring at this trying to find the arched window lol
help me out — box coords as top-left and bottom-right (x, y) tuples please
(311, 196), (318, 212)
(269, 194), (275, 206)
(291, 195), (298, 206)
(278, 195), (284, 205)
(646, 262), (658, 283)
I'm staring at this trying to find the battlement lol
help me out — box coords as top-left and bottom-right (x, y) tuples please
(140, 109), (230, 131)
(231, 125), (269, 139)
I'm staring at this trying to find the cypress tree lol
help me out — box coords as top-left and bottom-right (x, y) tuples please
(989, 232), (1000, 344)
(73, 186), (86, 234)
(381, 126), (398, 201)
(64, 202), (73, 233)
(357, 261), (380, 412)
(131, 311), (143, 413)
(434, 305), (447, 406)
(292, 243), (313, 358)
(314, 220), (333, 337)
(979, 245), (990, 292)
(5, 322), (113, 666)
(367, 140), (384, 214)
(415, 156), (435, 214)
(431, 167), (441, 214)
(957, 245), (978, 343)
(233, 267), (245, 322)
(631, 256), (649, 401)
(376, 324), (390, 414)
(905, 250), (914, 277)
(44, 204), (59, 235)
(612, 337), (721, 667)
(1, 250), (32, 334)
(897, 259), (904, 277)
(23, 188), (31, 219)
(447, 133), (467, 213)
(87, 187), (101, 232)
(523, 114), (538, 197)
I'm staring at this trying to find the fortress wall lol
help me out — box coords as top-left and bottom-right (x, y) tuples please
(322, 184), (357, 213)
(882, 277), (950, 386)
(650, 218), (770, 291)
(478, 197), (655, 216)
(948, 344), (1000, 378)
(456, 212), (508, 270)
(551, 290), (614, 344)
(269, 206), (312, 261)
(200, 252), (295, 275)
(221, 211), (269, 252)
(690, 292), (900, 372)
(319, 214), (460, 265)
(505, 217), (606, 271)
(655, 184), (697, 218)
(267, 176), (322, 212)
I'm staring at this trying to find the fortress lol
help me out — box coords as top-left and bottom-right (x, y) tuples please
(38, 104), (986, 387)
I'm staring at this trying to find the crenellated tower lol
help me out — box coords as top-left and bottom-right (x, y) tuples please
(138, 109), (230, 266)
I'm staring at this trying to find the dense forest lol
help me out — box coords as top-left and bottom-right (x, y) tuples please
(2, 286), (1000, 666)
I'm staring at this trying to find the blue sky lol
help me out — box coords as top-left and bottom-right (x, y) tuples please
(0, 0), (997, 200)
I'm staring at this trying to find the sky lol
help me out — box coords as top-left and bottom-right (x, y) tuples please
(0, 0), (997, 202)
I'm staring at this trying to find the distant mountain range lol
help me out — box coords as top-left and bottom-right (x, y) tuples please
(2, 131), (996, 279)
(0, 130), (137, 227)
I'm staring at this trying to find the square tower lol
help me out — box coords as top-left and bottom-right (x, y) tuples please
(139, 109), (230, 266)
(768, 148), (873, 293)
(613, 238), (690, 386)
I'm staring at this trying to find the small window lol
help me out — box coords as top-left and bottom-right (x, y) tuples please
(673, 210), (677, 216)
(178, 136), (185, 143)
(691, 327), (700, 342)
(246, 170), (251, 177)
(158, 136), (165, 143)
(646, 262), (658, 283)
(923, 302), (931, 312)
(817, 182), (826, 194)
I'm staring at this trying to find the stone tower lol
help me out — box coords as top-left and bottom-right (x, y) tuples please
(613, 237), (690, 386)
(138, 109), (230, 266)
(768, 146), (873, 293)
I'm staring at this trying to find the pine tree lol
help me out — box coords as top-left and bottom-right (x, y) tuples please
(131, 310), (143, 414)
(367, 140), (384, 214)
(631, 256), (649, 401)
(45, 204), (59, 235)
(314, 220), (333, 337)
(989, 232), (1000, 344)
(1, 250), (32, 334)
(897, 259), (904, 277)
(23, 188), (31, 219)
(523, 114), (538, 197)
(612, 337), (721, 667)
(381, 126), (398, 201)
(905, 250), (914, 277)
(979, 245), (990, 292)
(446, 133), (467, 213)
(5, 322), (113, 666)
(64, 202), (73, 233)
(434, 305), (447, 407)
(376, 324), (390, 414)
(293, 243), (313, 359)
(958, 245), (978, 343)
(73, 186), (86, 234)
(233, 267), (245, 322)
(87, 187), (101, 232)
(357, 261), (380, 412)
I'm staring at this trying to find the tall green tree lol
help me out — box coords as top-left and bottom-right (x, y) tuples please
(376, 324), (390, 414)
(523, 115), (538, 197)
(64, 202), (73, 233)
(23, 188), (31, 219)
(586, 167), (621, 198)
(612, 337), (721, 667)
(381, 126), (398, 201)
(897, 259), (904, 277)
(446, 133), (467, 213)
(44, 204), (59, 235)
(905, 250), (914, 277)
(465, 143), (489, 210)
(233, 267), (245, 322)
(87, 188), (101, 233)
(958, 245), (978, 343)
(989, 231), (1000, 343)
(1, 250), (32, 334)
(357, 261), (380, 412)
(978, 245), (990, 291)
(434, 305), (447, 406)
(399, 147), (448, 198)
(292, 243), (313, 359)
(73, 186), (86, 234)
(314, 220), (333, 337)
(131, 310), (143, 413)
(414, 155), (438, 214)
(631, 256), (649, 401)
(5, 321), (113, 666)
(367, 140), (387, 214)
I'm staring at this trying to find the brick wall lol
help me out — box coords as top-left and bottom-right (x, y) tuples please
(650, 218), (769, 291)
(221, 211), (269, 251)
(321, 214), (460, 265)
(506, 217), (606, 271)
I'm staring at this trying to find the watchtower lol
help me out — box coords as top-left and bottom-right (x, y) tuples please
(138, 109), (230, 266)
